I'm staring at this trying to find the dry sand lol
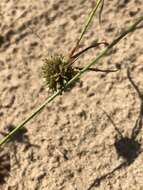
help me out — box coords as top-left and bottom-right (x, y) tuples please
(0, 0), (143, 189)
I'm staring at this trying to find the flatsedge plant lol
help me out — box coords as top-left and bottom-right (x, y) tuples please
(42, 0), (106, 92)
(42, 40), (109, 92)
(0, 1), (143, 146)
(0, 0), (104, 143)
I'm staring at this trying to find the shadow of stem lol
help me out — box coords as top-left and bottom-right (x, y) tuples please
(85, 67), (143, 190)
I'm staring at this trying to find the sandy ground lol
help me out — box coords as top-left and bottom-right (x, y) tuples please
(0, 0), (143, 189)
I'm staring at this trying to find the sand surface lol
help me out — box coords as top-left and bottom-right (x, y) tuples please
(0, 0), (143, 189)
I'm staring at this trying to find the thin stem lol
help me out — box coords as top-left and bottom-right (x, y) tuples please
(69, 41), (108, 65)
(66, 16), (143, 88)
(71, 41), (108, 60)
(75, 66), (119, 73)
(77, 0), (103, 45)
(0, 90), (61, 145)
(101, 108), (123, 139)
(0, 16), (142, 147)
(69, 0), (103, 59)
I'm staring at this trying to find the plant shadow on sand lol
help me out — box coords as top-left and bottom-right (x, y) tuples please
(0, 124), (40, 151)
(0, 124), (40, 185)
(0, 147), (10, 186)
(86, 68), (143, 190)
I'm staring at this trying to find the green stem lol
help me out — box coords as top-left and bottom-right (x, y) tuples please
(69, 0), (103, 58)
(66, 16), (143, 87)
(0, 16), (142, 147)
(78, 0), (103, 44)
(0, 90), (61, 145)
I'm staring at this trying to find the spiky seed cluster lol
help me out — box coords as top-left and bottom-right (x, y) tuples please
(42, 54), (78, 92)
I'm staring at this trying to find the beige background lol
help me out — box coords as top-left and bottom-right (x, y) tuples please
(0, 0), (143, 189)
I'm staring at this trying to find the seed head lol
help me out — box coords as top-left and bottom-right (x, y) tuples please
(42, 54), (78, 92)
